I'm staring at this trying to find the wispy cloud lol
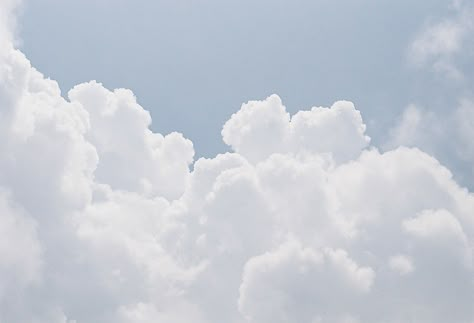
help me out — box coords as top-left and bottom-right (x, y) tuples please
(408, 1), (474, 80)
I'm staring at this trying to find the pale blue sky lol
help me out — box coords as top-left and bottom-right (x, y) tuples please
(18, 0), (470, 161)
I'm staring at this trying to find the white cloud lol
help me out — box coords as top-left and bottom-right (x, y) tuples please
(238, 240), (374, 323)
(386, 99), (474, 187)
(222, 95), (370, 164)
(1, 1), (474, 323)
(0, 189), (42, 296)
(399, 1), (474, 189)
(388, 254), (414, 276)
(68, 81), (194, 200)
(408, 1), (474, 79)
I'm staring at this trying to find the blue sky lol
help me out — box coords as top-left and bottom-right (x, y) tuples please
(19, 0), (463, 156)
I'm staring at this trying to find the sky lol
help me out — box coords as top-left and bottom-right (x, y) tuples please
(1, 0), (474, 322)
(16, 1), (467, 150)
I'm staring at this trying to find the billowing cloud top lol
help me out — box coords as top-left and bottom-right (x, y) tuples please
(1, 2), (474, 323)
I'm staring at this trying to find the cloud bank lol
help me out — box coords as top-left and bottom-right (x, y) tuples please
(1, 2), (474, 323)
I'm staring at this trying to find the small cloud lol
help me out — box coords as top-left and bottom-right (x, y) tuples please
(388, 254), (415, 275)
(408, 1), (474, 80)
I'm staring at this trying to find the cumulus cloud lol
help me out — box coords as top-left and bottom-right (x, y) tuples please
(1, 1), (474, 323)
(68, 82), (194, 200)
(239, 241), (374, 323)
(222, 95), (370, 164)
